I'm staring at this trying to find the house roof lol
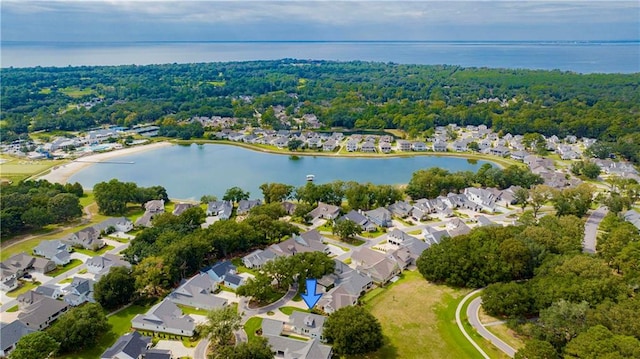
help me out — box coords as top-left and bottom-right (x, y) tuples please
(0, 320), (34, 352)
(172, 203), (195, 216)
(33, 240), (69, 258)
(364, 207), (392, 222)
(387, 229), (418, 244)
(243, 249), (277, 267)
(18, 296), (69, 329)
(65, 277), (95, 296)
(224, 273), (243, 286)
(132, 299), (195, 333)
(0, 253), (35, 275)
(289, 312), (326, 337)
(399, 237), (430, 258)
(86, 253), (131, 272)
(238, 199), (262, 213)
(207, 260), (236, 279)
(262, 318), (285, 337)
(101, 331), (151, 359)
(93, 217), (133, 233)
(309, 202), (340, 219)
(270, 232), (327, 256)
(341, 210), (372, 227)
(144, 349), (172, 359)
(34, 284), (60, 298)
(265, 335), (332, 359)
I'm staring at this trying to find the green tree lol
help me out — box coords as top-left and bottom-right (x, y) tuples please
(564, 325), (640, 359)
(551, 184), (594, 218)
(200, 194), (218, 204)
(133, 256), (173, 297)
(514, 340), (558, 359)
(213, 336), (273, 359)
(94, 266), (136, 310)
(47, 193), (82, 222)
(48, 303), (110, 353)
(236, 274), (277, 303)
(533, 300), (590, 349)
(223, 186), (250, 203)
(529, 185), (552, 218)
(20, 206), (52, 229)
(94, 179), (137, 215)
(259, 182), (294, 204)
(514, 187), (530, 211)
(324, 306), (383, 356)
(483, 282), (534, 318)
(332, 219), (362, 242)
(10, 331), (60, 359)
(197, 306), (241, 347)
(287, 139), (304, 151)
(587, 297), (640, 338)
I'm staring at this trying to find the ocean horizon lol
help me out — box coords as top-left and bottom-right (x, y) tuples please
(3, 40), (639, 73)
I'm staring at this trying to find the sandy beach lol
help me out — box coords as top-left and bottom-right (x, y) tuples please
(38, 141), (173, 184)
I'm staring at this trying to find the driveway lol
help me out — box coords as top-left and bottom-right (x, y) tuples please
(155, 340), (195, 358)
(583, 206), (608, 254)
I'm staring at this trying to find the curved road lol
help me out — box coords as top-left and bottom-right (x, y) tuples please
(455, 289), (490, 359)
(583, 206), (608, 254)
(467, 297), (516, 357)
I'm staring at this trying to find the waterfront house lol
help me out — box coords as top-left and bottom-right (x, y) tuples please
(364, 207), (393, 227)
(132, 299), (196, 336)
(379, 141), (392, 153)
(322, 139), (337, 152)
(206, 200), (233, 219)
(172, 202), (195, 216)
(432, 140), (448, 152)
(412, 141), (427, 151)
(360, 141), (376, 152)
(309, 202), (341, 221)
(397, 140), (412, 151)
(237, 199), (262, 215)
(340, 210), (377, 232)
(489, 146), (510, 157)
(346, 139), (358, 152)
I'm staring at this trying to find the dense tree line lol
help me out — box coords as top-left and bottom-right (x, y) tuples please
(419, 209), (639, 358)
(2, 61), (638, 163)
(0, 180), (84, 237)
(93, 179), (169, 215)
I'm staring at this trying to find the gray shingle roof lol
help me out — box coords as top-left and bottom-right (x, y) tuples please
(101, 331), (151, 359)
(0, 320), (34, 353)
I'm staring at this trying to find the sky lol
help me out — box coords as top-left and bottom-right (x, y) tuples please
(2, 1), (639, 42)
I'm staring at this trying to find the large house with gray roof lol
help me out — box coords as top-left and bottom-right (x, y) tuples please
(237, 199), (262, 215)
(309, 202), (341, 221)
(339, 210), (377, 232)
(1, 253), (36, 292)
(317, 260), (373, 314)
(167, 273), (228, 310)
(351, 248), (401, 285)
(288, 312), (327, 341)
(242, 249), (278, 269)
(132, 299), (196, 336)
(63, 277), (95, 306)
(0, 320), (35, 357)
(86, 253), (132, 276)
(269, 230), (329, 257)
(387, 200), (413, 218)
(65, 226), (104, 250)
(261, 317), (333, 359)
(18, 295), (69, 330)
(101, 331), (152, 359)
(364, 207), (393, 227)
(33, 240), (72, 265)
(206, 200), (233, 219)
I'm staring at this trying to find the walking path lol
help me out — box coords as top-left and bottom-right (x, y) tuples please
(456, 289), (490, 359)
(583, 206), (608, 254)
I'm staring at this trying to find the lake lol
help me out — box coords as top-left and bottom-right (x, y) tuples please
(67, 144), (493, 201)
(3, 41), (639, 73)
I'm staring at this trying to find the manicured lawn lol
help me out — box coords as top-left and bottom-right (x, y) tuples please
(244, 317), (263, 343)
(78, 192), (95, 207)
(47, 259), (83, 277)
(74, 245), (115, 257)
(0, 157), (68, 182)
(279, 306), (309, 315)
(59, 278), (73, 284)
(7, 305), (19, 312)
(361, 229), (386, 238)
(363, 270), (483, 359)
(7, 280), (41, 298)
(178, 304), (209, 316)
(59, 303), (153, 359)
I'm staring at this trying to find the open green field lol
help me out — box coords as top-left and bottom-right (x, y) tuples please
(59, 86), (96, 98)
(0, 157), (68, 182)
(362, 270), (483, 359)
(59, 303), (152, 359)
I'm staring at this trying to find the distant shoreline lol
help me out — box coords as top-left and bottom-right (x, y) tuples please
(37, 139), (516, 185)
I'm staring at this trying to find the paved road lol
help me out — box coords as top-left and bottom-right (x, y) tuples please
(467, 297), (516, 358)
(455, 289), (490, 359)
(583, 206), (608, 254)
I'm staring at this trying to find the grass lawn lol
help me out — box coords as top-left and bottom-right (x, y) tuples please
(74, 245), (115, 257)
(361, 229), (386, 238)
(59, 303), (153, 359)
(362, 270), (483, 359)
(279, 306), (310, 315)
(0, 157), (68, 182)
(244, 317), (263, 343)
(408, 229), (422, 235)
(345, 238), (365, 246)
(7, 305), (19, 312)
(487, 324), (526, 351)
(59, 86), (95, 98)
(59, 278), (73, 284)
(7, 281), (41, 298)
(178, 304), (210, 316)
(47, 259), (83, 277)
(316, 222), (334, 233)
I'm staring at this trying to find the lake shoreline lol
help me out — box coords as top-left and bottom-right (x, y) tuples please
(38, 139), (514, 186)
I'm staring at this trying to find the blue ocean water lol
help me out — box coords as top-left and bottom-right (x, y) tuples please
(2, 41), (638, 73)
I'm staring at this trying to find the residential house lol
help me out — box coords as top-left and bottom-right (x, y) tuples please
(422, 226), (449, 244)
(63, 277), (95, 306)
(360, 141), (376, 152)
(322, 139), (337, 152)
(288, 311), (326, 340)
(242, 249), (277, 269)
(623, 210), (640, 232)
(281, 201), (297, 215)
(379, 141), (392, 153)
(476, 215), (500, 227)
(18, 296), (69, 330)
(307, 137), (322, 149)
(1, 253), (36, 286)
(93, 217), (134, 233)
(345, 139), (358, 152)
(0, 320), (35, 357)
(340, 210), (377, 232)
(172, 203), (195, 216)
(17, 290), (46, 309)
(397, 140), (412, 151)
(309, 202), (341, 221)
(270, 230), (330, 257)
(33, 240), (72, 266)
(463, 187), (497, 213)
(489, 146), (510, 157)
(204, 260), (245, 290)
(389, 247), (413, 270)
(167, 273), (228, 310)
(364, 207), (393, 227)
(237, 199), (262, 215)
(66, 226), (104, 250)
(510, 151), (529, 161)
(317, 260), (373, 313)
(86, 253), (132, 276)
(206, 200), (233, 219)
(386, 229), (418, 247)
(432, 140), (448, 152)
(136, 200), (165, 228)
(31, 257), (56, 274)
(262, 319), (332, 359)
(398, 237), (430, 264)
(452, 139), (469, 152)
(446, 218), (472, 237)
(351, 248), (401, 285)
(34, 284), (63, 299)
(387, 200), (413, 218)
(412, 141), (427, 151)
(132, 299), (196, 336)
(100, 331), (152, 359)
